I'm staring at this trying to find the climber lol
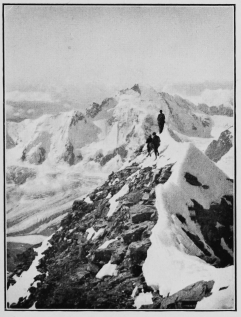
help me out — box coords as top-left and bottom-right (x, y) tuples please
(157, 110), (165, 134)
(152, 132), (161, 159)
(146, 135), (153, 157)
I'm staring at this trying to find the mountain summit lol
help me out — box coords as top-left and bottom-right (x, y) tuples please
(7, 85), (213, 170)
(7, 110), (100, 165)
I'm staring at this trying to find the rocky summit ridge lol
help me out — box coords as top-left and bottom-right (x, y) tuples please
(7, 133), (234, 309)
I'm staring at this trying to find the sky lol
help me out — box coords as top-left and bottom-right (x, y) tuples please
(4, 5), (234, 119)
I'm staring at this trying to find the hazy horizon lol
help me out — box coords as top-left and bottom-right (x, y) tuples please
(4, 5), (234, 120)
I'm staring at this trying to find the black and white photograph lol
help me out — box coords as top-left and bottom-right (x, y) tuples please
(3, 2), (236, 311)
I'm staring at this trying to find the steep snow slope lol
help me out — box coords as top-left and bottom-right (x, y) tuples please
(143, 143), (233, 301)
(7, 111), (100, 165)
(79, 85), (213, 171)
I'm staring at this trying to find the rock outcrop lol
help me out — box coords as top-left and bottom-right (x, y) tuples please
(205, 129), (233, 163)
(6, 133), (16, 149)
(198, 104), (233, 117)
(6, 166), (36, 185)
(8, 161), (172, 309)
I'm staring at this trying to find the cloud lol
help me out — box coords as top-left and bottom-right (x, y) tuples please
(6, 103), (14, 116)
(163, 84), (233, 107)
(6, 90), (56, 103)
(197, 89), (233, 107)
(5, 102), (27, 120)
(27, 109), (35, 114)
(63, 103), (72, 109)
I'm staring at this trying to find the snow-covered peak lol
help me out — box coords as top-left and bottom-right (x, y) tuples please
(7, 110), (100, 166)
(6, 85), (231, 175)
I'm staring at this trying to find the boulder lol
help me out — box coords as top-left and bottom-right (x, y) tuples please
(160, 280), (214, 309)
(205, 129), (233, 163)
(126, 239), (151, 266)
(86, 262), (100, 274)
(130, 205), (156, 224)
(119, 191), (143, 205)
(92, 249), (113, 264)
(110, 243), (128, 265)
(122, 223), (148, 244)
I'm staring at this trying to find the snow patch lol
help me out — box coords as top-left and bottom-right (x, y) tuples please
(92, 228), (105, 240)
(134, 291), (153, 309)
(84, 196), (93, 204)
(216, 148), (234, 179)
(196, 266), (234, 309)
(29, 301), (37, 310)
(7, 235), (53, 305)
(131, 286), (138, 298)
(107, 184), (129, 217)
(86, 227), (96, 241)
(98, 238), (117, 250)
(96, 261), (118, 279)
(220, 238), (233, 257)
(6, 235), (47, 245)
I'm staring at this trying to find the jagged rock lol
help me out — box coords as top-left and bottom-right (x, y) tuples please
(27, 146), (46, 165)
(100, 145), (128, 166)
(86, 102), (102, 118)
(120, 191), (143, 206)
(7, 276), (16, 289)
(198, 103), (233, 117)
(6, 166), (36, 185)
(126, 239), (151, 266)
(6, 132), (16, 149)
(62, 141), (75, 165)
(188, 196), (233, 267)
(130, 205), (156, 224)
(71, 266), (90, 282)
(34, 274), (46, 282)
(85, 98), (117, 119)
(131, 84), (142, 94)
(145, 280), (215, 309)
(122, 223), (148, 244)
(86, 262), (101, 274)
(72, 200), (94, 213)
(141, 222), (156, 238)
(149, 188), (156, 198)
(205, 129), (233, 163)
(92, 249), (113, 264)
(142, 192), (150, 201)
(153, 164), (173, 184)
